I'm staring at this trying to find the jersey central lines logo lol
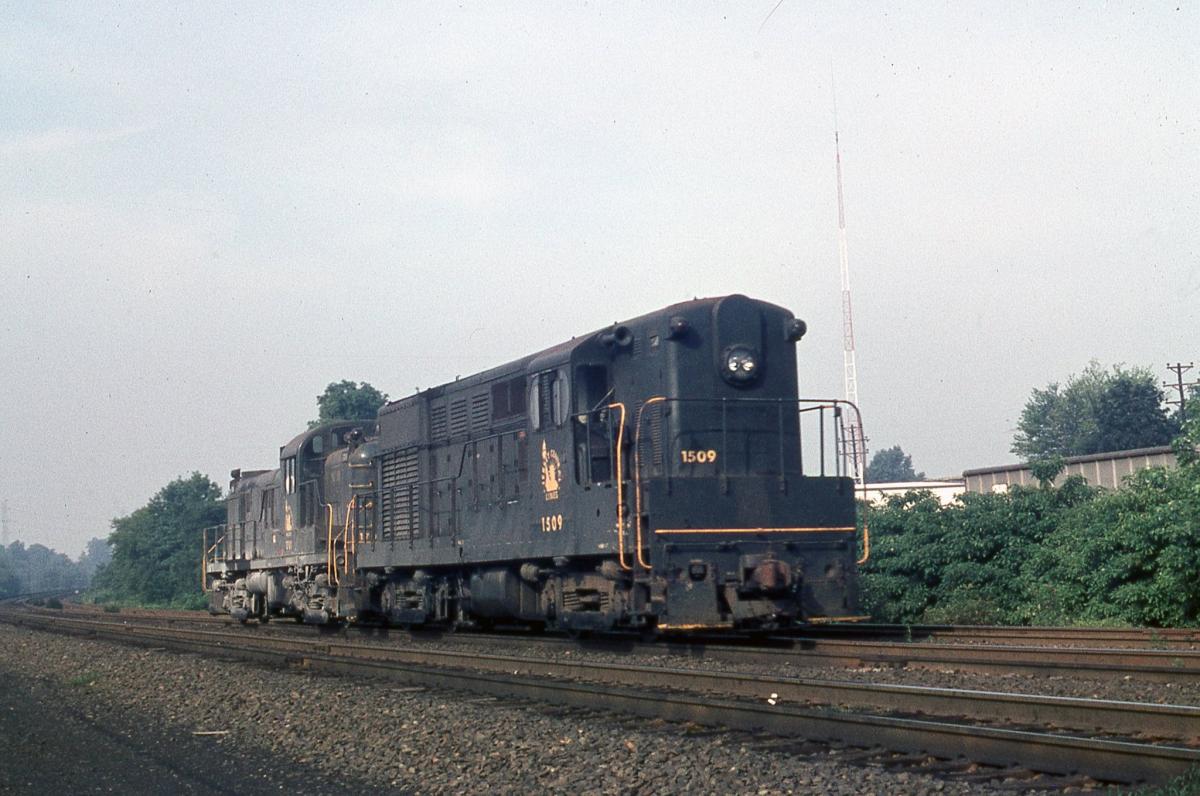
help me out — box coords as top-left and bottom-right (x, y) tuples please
(541, 440), (562, 501)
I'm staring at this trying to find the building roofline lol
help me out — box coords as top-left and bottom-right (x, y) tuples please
(963, 445), (1176, 477)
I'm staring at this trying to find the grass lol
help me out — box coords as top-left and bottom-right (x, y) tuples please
(1118, 767), (1200, 796)
(66, 672), (101, 688)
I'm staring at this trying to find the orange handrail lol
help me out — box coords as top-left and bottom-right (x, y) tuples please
(604, 403), (629, 571)
(325, 503), (337, 586)
(341, 497), (356, 576)
(856, 521), (870, 564)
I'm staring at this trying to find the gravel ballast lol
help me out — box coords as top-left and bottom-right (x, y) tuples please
(0, 622), (1037, 795)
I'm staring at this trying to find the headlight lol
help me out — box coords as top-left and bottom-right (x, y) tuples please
(721, 346), (760, 385)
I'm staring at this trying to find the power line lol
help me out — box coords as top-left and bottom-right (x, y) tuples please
(1164, 362), (1198, 414)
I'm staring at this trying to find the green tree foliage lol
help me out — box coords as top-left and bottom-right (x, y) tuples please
(0, 546), (20, 597)
(865, 445), (925, 482)
(0, 541), (90, 597)
(860, 415), (1200, 626)
(90, 473), (224, 608)
(1012, 362), (1177, 459)
(77, 537), (112, 582)
(310, 380), (388, 428)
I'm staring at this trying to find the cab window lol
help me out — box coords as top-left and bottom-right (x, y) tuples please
(529, 369), (568, 431)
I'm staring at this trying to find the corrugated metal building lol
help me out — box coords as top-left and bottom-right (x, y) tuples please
(962, 446), (1177, 493)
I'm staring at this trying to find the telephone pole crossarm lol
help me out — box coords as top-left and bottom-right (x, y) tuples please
(1165, 362), (1198, 414)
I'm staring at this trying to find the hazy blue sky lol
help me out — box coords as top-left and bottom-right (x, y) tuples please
(1, 3), (1196, 555)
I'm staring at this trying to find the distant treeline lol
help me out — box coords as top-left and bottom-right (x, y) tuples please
(859, 414), (1200, 627)
(0, 538), (110, 599)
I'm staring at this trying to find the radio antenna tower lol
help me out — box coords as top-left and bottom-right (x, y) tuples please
(833, 77), (867, 484)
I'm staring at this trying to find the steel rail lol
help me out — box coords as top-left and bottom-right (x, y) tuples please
(756, 637), (1200, 683)
(40, 602), (1200, 684)
(45, 604), (1200, 684)
(45, 604), (1200, 651)
(804, 623), (1200, 650)
(4, 611), (1199, 784)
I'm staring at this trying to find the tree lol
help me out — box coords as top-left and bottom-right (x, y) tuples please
(0, 541), (88, 595)
(310, 380), (388, 428)
(90, 473), (225, 607)
(77, 537), (112, 583)
(0, 546), (20, 598)
(1012, 362), (1178, 460)
(865, 445), (925, 482)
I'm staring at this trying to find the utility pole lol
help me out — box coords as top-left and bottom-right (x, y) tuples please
(1165, 362), (1197, 415)
(1, 500), (9, 546)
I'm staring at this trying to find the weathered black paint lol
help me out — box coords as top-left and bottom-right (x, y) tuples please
(204, 295), (862, 631)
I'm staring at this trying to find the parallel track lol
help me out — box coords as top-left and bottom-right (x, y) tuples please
(45, 604), (1200, 683)
(5, 608), (1199, 786)
(807, 623), (1200, 650)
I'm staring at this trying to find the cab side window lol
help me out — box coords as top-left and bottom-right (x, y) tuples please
(283, 458), (297, 494)
(529, 369), (568, 431)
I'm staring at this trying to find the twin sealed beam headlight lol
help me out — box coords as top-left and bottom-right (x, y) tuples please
(721, 346), (760, 385)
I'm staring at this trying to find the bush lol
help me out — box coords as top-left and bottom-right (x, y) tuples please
(44, 597), (63, 610)
(859, 415), (1200, 627)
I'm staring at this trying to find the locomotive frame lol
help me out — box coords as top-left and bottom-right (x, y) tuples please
(203, 294), (868, 632)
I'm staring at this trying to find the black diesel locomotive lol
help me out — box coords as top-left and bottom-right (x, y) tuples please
(204, 295), (867, 632)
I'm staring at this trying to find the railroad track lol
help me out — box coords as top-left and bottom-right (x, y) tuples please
(4, 607), (1199, 786)
(39, 603), (1200, 683)
(807, 622), (1200, 650)
(53, 603), (1200, 650)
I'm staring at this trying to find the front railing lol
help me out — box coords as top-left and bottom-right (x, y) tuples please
(624, 396), (867, 571)
(633, 396), (865, 483)
(202, 519), (268, 566)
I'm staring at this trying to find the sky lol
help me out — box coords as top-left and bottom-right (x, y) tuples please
(1, 2), (1196, 556)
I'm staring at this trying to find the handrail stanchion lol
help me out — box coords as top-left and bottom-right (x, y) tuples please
(797, 407), (804, 475)
(720, 399), (729, 493)
(819, 408), (826, 476)
(776, 399), (785, 491)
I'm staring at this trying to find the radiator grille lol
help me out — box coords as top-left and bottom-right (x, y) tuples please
(380, 447), (420, 539)
(470, 393), (490, 435)
(430, 404), (447, 439)
(449, 398), (468, 437)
